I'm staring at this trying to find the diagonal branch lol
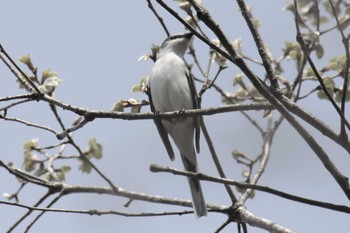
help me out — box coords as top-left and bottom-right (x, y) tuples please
(293, 0), (350, 132)
(328, 0), (350, 138)
(146, 0), (170, 37)
(174, 0), (350, 200)
(0, 44), (41, 94)
(151, 164), (350, 214)
(236, 0), (279, 89)
(200, 120), (238, 203)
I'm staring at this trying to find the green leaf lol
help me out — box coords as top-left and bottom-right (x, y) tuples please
(41, 68), (58, 83)
(39, 69), (62, 94)
(231, 38), (242, 53)
(112, 100), (124, 112)
(23, 152), (36, 172)
(236, 88), (248, 97)
(19, 54), (35, 71)
(314, 43), (324, 59)
(327, 55), (346, 71)
(23, 139), (39, 172)
(131, 84), (142, 93)
(79, 159), (92, 174)
(185, 16), (197, 29)
(212, 52), (227, 67)
(252, 19), (260, 28)
(233, 74), (244, 86)
(346, 6), (350, 16)
(23, 139), (38, 151)
(317, 90), (328, 99)
(57, 165), (71, 181)
(323, 77), (335, 94)
(302, 31), (320, 44)
(179, 1), (191, 12)
(305, 67), (315, 77)
(34, 163), (46, 177)
(88, 138), (103, 159)
(150, 44), (160, 55)
(131, 106), (141, 113)
(286, 42), (302, 61)
(335, 88), (350, 103)
(317, 77), (334, 100)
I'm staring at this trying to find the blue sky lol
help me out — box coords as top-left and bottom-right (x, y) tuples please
(0, 1), (349, 232)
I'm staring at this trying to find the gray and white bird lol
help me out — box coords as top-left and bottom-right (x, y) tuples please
(147, 32), (207, 217)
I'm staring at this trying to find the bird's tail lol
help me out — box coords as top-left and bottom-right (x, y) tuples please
(181, 151), (207, 217)
(188, 176), (207, 217)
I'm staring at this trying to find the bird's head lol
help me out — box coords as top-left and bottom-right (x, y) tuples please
(158, 32), (193, 58)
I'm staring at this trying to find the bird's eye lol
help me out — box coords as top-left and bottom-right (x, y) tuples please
(169, 35), (182, 40)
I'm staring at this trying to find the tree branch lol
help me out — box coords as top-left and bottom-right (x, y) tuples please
(184, 0), (350, 200)
(293, 0), (350, 132)
(236, 0), (279, 89)
(150, 164), (350, 214)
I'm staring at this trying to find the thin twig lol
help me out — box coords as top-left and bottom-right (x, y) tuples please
(24, 192), (63, 233)
(186, 0), (350, 200)
(0, 44), (41, 94)
(150, 164), (350, 214)
(146, 0), (170, 37)
(7, 191), (53, 233)
(214, 218), (232, 233)
(238, 119), (274, 204)
(0, 114), (58, 135)
(0, 99), (34, 112)
(0, 200), (195, 217)
(293, 0), (350, 132)
(200, 119), (238, 203)
(0, 93), (37, 102)
(328, 0), (350, 138)
(236, 0), (279, 89)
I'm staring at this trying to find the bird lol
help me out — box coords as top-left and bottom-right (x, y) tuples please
(147, 32), (207, 217)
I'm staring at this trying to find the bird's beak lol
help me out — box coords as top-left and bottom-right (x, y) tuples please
(183, 32), (194, 39)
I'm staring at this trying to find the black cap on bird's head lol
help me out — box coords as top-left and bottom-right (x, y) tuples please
(158, 32), (194, 58)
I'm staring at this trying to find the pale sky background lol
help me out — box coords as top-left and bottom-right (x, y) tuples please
(0, 1), (349, 232)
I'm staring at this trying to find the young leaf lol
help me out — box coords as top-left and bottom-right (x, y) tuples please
(112, 100), (124, 112)
(39, 70), (62, 94)
(23, 152), (36, 172)
(314, 43), (324, 59)
(57, 165), (71, 181)
(327, 55), (346, 71)
(19, 54), (35, 71)
(23, 139), (38, 151)
(79, 159), (92, 174)
(317, 77), (334, 100)
(88, 138), (103, 159)
(131, 84), (142, 93)
(335, 89), (350, 102)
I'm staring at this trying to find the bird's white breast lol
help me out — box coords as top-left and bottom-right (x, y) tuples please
(149, 52), (192, 113)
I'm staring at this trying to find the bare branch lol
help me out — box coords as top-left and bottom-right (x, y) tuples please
(150, 164), (350, 214)
(293, 0), (350, 132)
(0, 201), (194, 217)
(200, 119), (238, 203)
(0, 114), (58, 135)
(236, 0), (279, 89)
(0, 44), (41, 94)
(146, 0), (170, 37)
(328, 0), (350, 137)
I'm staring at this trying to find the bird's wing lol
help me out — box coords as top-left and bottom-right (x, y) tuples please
(186, 72), (201, 154)
(146, 84), (175, 161)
